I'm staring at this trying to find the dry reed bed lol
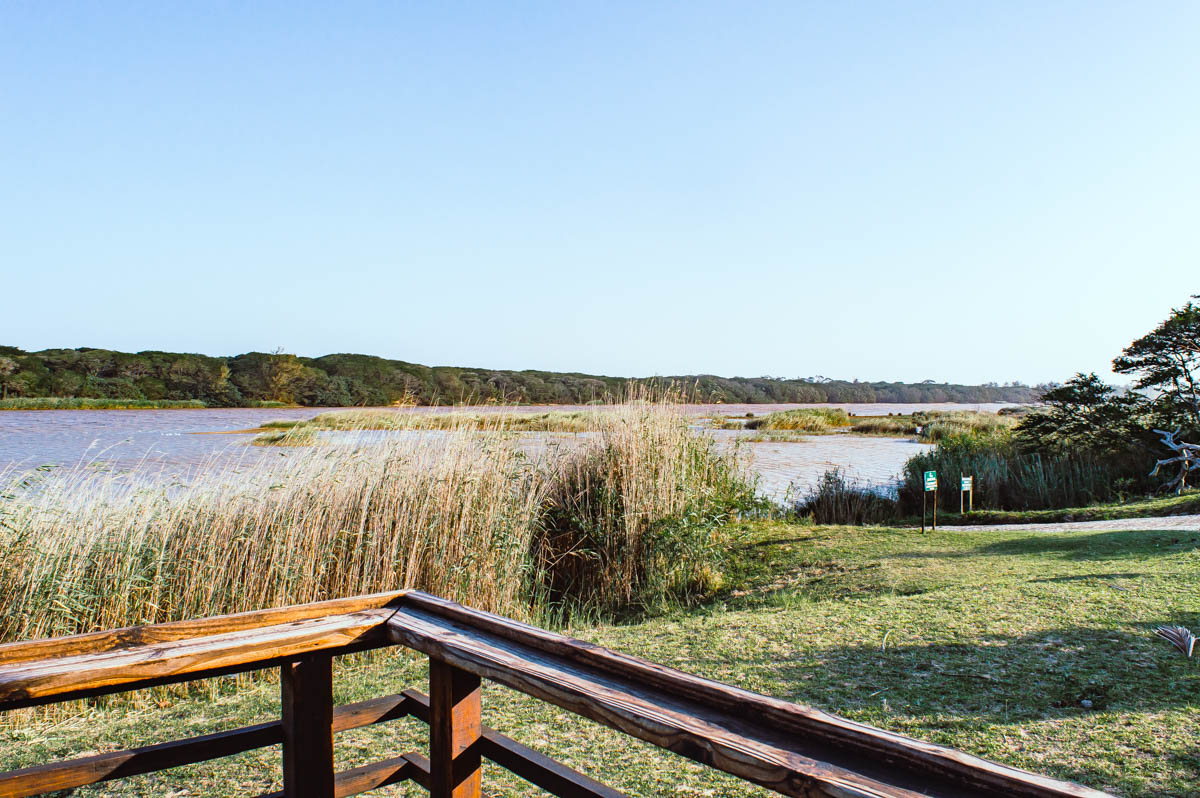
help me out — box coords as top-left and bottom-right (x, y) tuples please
(0, 404), (756, 644)
(851, 410), (1017, 441)
(735, 408), (1017, 440)
(258, 409), (599, 436)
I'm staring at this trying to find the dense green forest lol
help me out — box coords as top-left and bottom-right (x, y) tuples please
(0, 346), (1042, 407)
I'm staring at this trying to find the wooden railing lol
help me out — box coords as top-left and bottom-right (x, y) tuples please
(0, 590), (1112, 798)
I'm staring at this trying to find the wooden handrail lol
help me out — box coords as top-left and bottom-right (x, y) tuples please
(0, 591), (1114, 798)
(0, 591), (409, 666)
(0, 609), (396, 710)
(386, 595), (1108, 798)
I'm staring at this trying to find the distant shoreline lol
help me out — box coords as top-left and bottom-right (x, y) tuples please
(0, 398), (1027, 412)
(0, 345), (1045, 408)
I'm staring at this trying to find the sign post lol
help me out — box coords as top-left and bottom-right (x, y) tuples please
(923, 470), (938, 532)
(960, 476), (973, 514)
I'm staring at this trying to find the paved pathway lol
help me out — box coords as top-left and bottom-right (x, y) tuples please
(931, 514), (1200, 533)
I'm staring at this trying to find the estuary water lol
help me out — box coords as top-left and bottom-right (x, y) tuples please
(0, 403), (998, 500)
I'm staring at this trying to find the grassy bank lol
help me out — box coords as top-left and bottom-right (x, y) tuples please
(249, 426), (321, 446)
(739, 407), (853, 432)
(729, 408), (1016, 442)
(796, 472), (1200, 527)
(903, 488), (1200, 526)
(850, 410), (1016, 441)
(0, 397), (207, 410)
(3, 521), (1195, 796)
(300, 409), (597, 432)
(0, 403), (757, 643)
(249, 410), (601, 444)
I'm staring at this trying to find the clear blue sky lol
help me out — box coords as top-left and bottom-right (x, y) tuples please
(2, 2), (1196, 384)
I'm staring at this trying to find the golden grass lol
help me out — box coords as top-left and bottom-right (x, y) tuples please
(0, 402), (755, 644)
(249, 426), (320, 446)
(0, 432), (541, 641)
(850, 410), (1016, 441)
(744, 408), (852, 432)
(732, 409), (1016, 441)
(537, 405), (757, 613)
(300, 409), (597, 432)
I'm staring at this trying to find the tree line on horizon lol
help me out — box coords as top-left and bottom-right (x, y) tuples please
(0, 345), (1044, 407)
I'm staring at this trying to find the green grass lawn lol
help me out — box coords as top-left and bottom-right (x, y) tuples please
(2, 521), (1197, 797)
(906, 489), (1200, 526)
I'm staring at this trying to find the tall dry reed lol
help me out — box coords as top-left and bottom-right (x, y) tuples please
(0, 402), (755, 643)
(899, 432), (1133, 512)
(536, 404), (758, 615)
(0, 431), (543, 642)
(793, 470), (900, 525)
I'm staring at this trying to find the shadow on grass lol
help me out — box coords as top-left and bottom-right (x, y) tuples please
(1027, 572), (1148, 584)
(886, 530), (1200, 563)
(971, 529), (1200, 560)
(713, 530), (1200, 620)
(701, 625), (1200, 721)
(879, 715), (1200, 797)
(739, 535), (821, 548)
(753, 626), (1200, 797)
(717, 560), (937, 608)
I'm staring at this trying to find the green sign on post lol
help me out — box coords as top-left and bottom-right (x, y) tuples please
(961, 476), (973, 491)
(921, 470), (938, 532)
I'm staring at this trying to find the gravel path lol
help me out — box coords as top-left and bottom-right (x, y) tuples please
(931, 514), (1200, 532)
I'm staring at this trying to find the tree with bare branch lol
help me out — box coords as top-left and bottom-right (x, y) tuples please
(1111, 296), (1200, 492)
(1113, 295), (1200, 433)
(1149, 428), (1200, 493)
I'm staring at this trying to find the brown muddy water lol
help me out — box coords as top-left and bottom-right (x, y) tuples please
(0, 403), (1003, 500)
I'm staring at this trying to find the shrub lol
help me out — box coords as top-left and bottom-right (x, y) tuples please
(899, 432), (1150, 513)
(794, 470), (899, 525)
(535, 404), (760, 617)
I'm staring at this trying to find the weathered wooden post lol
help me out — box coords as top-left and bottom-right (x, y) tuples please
(281, 654), (335, 798)
(429, 658), (482, 798)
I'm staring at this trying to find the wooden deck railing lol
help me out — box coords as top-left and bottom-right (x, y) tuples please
(0, 590), (1112, 798)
